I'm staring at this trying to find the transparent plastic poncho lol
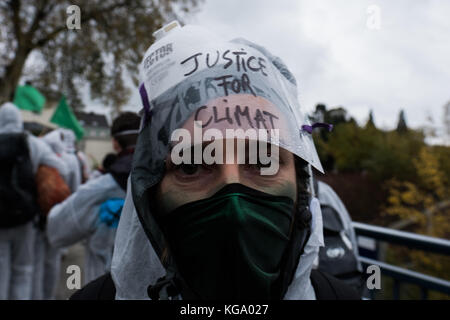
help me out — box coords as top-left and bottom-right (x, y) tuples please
(131, 24), (323, 261)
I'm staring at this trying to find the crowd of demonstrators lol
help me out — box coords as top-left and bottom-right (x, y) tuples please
(0, 100), (140, 299)
(0, 102), (68, 300)
(30, 128), (84, 300)
(46, 112), (140, 286)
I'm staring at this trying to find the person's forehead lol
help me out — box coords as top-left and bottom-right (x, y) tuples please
(181, 94), (288, 132)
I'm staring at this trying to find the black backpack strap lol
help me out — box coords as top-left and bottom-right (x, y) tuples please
(70, 273), (116, 300)
(310, 269), (360, 300)
(0, 133), (38, 228)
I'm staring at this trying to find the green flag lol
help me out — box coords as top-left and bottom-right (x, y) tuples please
(50, 96), (84, 140)
(13, 84), (46, 113)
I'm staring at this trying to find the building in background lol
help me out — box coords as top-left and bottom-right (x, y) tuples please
(19, 107), (113, 169)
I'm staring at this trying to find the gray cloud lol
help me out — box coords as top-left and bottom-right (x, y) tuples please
(187, 0), (450, 129)
(89, 0), (450, 131)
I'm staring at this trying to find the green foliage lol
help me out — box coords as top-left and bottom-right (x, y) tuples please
(314, 107), (426, 182)
(314, 104), (450, 298)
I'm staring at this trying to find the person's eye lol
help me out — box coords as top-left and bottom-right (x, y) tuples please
(177, 163), (201, 175)
(242, 160), (268, 174)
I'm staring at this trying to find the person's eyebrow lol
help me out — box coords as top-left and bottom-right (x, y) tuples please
(168, 138), (285, 164)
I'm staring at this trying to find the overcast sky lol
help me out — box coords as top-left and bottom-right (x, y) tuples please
(88, 0), (450, 130)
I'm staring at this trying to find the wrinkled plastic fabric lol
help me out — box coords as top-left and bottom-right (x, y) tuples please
(47, 174), (126, 284)
(111, 176), (324, 299)
(111, 179), (166, 300)
(284, 197), (324, 299)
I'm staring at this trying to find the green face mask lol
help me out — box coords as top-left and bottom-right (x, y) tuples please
(158, 183), (295, 300)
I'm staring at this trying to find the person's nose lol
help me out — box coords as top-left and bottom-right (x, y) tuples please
(220, 163), (241, 185)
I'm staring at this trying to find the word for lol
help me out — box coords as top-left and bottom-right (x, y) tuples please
(214, 73), (256, 97)
(194, 104), (279, 130)
(170, 122), (280, 176)
(179, 304), (269, 317)
(66, 265), (81, 290)
(66, 5), (81, 30)
(366, 264), (381, 290)
(180, 49), (268, 77)
(143, 43), (174, 69)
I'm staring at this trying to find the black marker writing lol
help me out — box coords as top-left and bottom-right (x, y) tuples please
(206, 51), (220, 68)
(214, 73), (256, 97)
(181, 53), (202, 76)
(194, 105), (279, 130)
(234, 105), (254, 128)
(180, 49), (268, 77)
(194, 105), (212, 128)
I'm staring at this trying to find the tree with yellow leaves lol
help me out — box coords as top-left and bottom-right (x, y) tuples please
(384, 147), (450, 298)
(385, 146), (449, 238)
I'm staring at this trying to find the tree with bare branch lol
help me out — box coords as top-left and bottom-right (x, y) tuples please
(0, 0), (201, 112)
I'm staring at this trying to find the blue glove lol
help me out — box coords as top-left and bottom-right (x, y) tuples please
(99, 198), (125, 228)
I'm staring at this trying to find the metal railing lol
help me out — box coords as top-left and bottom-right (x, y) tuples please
(352, 222), (450, 299)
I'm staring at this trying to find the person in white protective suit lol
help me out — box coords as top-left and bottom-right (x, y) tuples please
(58, 128), (82, 193)
(0, 102), (68, 300)
(69, 22), (360, 300)
(46, 112), (141, 287)
(31, 129), (81, 300)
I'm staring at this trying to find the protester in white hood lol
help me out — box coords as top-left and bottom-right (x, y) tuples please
(0, 102), (68, 300)
(70, 23), (359, 300)
(46, 112), (140, 286)
(57, 128), (82, 192)
(30, 129), (81, 300)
